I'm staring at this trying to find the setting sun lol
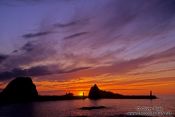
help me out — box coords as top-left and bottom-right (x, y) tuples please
(78, 91), (84, 96)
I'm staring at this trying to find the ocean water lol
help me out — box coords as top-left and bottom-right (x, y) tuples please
(0, 95), (174, 117)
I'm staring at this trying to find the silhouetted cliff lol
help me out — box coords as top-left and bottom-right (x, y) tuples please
(0, 77), (38, 101)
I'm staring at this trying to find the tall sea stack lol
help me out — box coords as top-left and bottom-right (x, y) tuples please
(88, 84), (101, 99)
(88, 84), (123, 99)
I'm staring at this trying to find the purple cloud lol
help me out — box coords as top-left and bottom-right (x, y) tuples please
(0, 54), (8, 63)
(0, 65), (91, 81)
(22, 31), (51, 39)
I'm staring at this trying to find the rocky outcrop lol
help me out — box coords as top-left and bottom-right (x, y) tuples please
(88, 84), (157, 100)
(88, 84), (100, 99)
(0, 77), (38, 101)
(88, 84), (123, 99)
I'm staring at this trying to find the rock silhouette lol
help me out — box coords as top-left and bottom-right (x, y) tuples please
(0, 76), (38, 101)
(88, 84), (123, 99)
(0, 78), (157, 104)
(88, 84), (100, 99)
(88, 84), (157, 99)
(80, 106), (106, 110)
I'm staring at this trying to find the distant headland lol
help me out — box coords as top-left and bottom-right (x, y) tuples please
(0, 77), (157, 104)
(89, 84), (157, 99)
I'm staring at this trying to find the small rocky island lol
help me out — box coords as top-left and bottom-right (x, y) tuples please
(0, 77), (157, 104)
(88, 84), (157, 99)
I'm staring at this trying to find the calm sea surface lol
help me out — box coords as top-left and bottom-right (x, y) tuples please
(0, 95), (174, 117)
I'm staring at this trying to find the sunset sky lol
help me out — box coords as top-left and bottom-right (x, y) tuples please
(0, 0), (175, 96)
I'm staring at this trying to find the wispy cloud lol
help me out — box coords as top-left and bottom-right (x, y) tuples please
(54, 21), (79, 28)
(0, 65), (91, 81)
(20, 42), (35, 52)
(64, 32), (89, 40)
(0, 54), (8, 63)
(22, 31), (51, 39)
(56, 46), (175, 80)
(129, 68), (175, 76)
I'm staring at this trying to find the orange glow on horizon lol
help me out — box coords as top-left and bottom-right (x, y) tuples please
(0, 74), (175, 96)
(31, 78), (175, 96)
(78, 91), (84, 96)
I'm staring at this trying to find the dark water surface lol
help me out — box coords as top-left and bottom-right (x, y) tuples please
(0, 95), (174, 117)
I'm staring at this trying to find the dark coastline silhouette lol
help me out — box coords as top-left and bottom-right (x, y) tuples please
(0, 77), (86, 104)
(0, 77), (157, 104)
(88, 84), (157, 99)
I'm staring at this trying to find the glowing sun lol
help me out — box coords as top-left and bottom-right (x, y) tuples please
(78, 91), (84, 96)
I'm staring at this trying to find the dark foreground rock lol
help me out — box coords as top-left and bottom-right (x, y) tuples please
(0, 77), (38, 101)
